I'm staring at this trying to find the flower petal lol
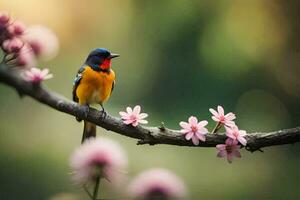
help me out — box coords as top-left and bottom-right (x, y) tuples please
(216, 144), (226, 151)
(217, 150), (227, 158)
(233, 150), (241, 158)
(138, 113), (148, 119)
(181, 129), (190, 134)
(196, 132), (206, 142)
(212, 116), (219, 122)
(238, 136), (247, 146)
(138, 119), (148, 124)
(132, 121), (139, 127)
(191, 136), (199, 145)
(188, 116), (198, 126)
(217, 105), (224, 116)
(225, 138), (238, 146)
(119, 111), (129, 118)
(224, 121), (236, 127)
(225, 126), (234, 134)
(185, 132), (194, 140)
(44, 74), (53, 80)
(225, 112), (236, 121)
(239, 130), (247, 137)
(179, 122), (190, 130)
(197, 120), (208, 128)
(133, 105), (141, 115)
(31, 67), (40, 74)
(227, 153), (233, 163)
(226, 132), (236, 140)
(41, 68), (49, 76)
(197, 128), (208, 135)
(126, 107), (132, 114)
(209, 108), (219, 117)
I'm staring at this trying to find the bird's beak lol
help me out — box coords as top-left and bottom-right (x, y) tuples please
(109, 53), (120, 59)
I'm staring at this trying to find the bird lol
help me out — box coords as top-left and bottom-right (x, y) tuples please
(72, 48), (119, 143)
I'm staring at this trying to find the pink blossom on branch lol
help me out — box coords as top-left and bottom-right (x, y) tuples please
(180, 116), (208, 145)
(216, 138), (241, 163)
(128, 168), (187, 200)
(119, 105), (148, 127)
(225, 126), (247, 146)
(209, 105), (236, 127)
(24, 67), (53, 83)
(1, 12), (60, 68)
(70, 137), (128, 185)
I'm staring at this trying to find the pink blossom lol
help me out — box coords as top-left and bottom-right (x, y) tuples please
(24, 67), (53, 83)
(128, 168), (187, 200)
(216, 138), (241, 163)
(179, 116), (208, 145)
(16, 44), (36, 67)
(22, 25), (59, 60)
(225, 126), (247, 146)
(0, 12), (10, 27)
(8, 21), (26, 36)
(70, 137), (128, 185)
(209, 105), (236, 127)
(2, 38), (23, 53)
(119, 105), (148, 127)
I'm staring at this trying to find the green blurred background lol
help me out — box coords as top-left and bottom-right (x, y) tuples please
(1, 0), (300, 199)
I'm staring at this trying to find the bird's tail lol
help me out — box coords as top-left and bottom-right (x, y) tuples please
(82, 120), (96, 143)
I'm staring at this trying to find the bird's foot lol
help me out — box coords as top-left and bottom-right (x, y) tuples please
(77, 104), (89, 121)
(99, 108), (107, 120)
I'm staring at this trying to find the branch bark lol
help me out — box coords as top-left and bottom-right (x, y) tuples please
(0, 63), (299, 152)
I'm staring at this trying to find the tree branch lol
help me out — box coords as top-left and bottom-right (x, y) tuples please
(0, 63), (299, 152)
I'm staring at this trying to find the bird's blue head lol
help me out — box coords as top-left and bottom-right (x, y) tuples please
(85, 48), (119, 71)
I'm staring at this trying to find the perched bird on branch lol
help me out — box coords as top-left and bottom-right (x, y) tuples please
(72, 48), (119, 143)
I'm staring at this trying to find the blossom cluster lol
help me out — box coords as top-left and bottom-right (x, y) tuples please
(210, 106), (247, 163)
(128, 168), (187, 199)
(0, 11), (57, 83)
(119, 105), (247, 163)
(70, 137), (187, 200)
(70, 137), (128, 185)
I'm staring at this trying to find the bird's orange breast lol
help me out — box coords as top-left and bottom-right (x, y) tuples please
(76, 66), (115, 105)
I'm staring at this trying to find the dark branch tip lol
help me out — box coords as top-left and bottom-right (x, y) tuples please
(159, 122), (166, 131)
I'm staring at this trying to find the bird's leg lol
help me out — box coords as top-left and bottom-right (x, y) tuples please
(83, 104), (90, 117)
(79, 104), (90, 120)
(99, 104), (107, 119)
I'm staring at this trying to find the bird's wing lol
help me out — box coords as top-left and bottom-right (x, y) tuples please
(111, 80), (115, 94)
(72, 66), (86, 102)
(110, 69), (116, 95)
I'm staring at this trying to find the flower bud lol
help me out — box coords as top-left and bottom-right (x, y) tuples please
(0, 12), (10, 27)
(16, 44), (36, 67)
(8, 21), (26, 36)
(2, 38), (23, 53)
(70, 137), (128, 185)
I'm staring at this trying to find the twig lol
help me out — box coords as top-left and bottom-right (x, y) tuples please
(93, 177), (101, 200)
(0, 63), (299, 152)
(211, 122), (221, 133)
(83, 185), (93, 199)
